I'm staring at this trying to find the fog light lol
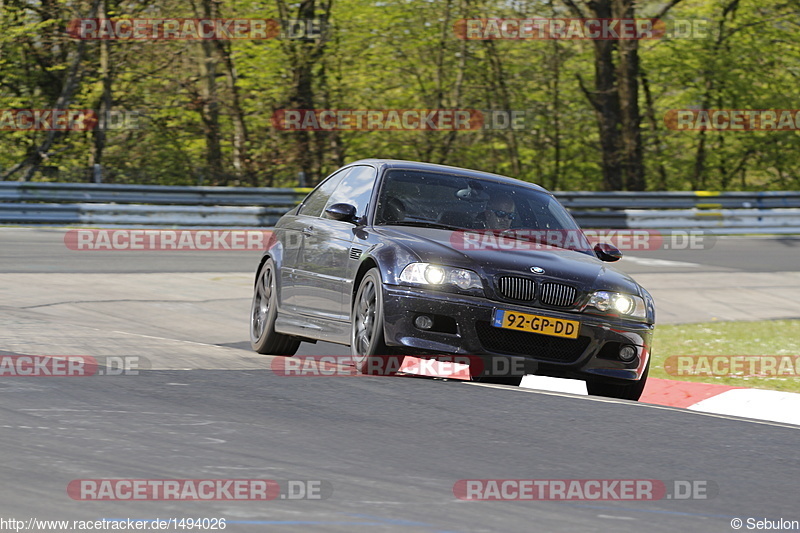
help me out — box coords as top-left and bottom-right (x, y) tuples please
(619, 345), (637, 362)
(415, 315), (434, 330)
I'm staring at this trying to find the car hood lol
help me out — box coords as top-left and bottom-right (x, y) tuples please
(374, 226), (643, 295)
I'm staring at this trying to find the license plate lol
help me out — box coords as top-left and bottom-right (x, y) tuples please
(492, 309), (580, 339)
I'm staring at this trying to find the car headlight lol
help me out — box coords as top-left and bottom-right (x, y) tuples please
(586, 291), (646, 319)
(399, 263), (483, 291)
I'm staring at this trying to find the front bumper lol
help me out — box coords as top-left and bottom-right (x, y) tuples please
(381, 285), (654, 384)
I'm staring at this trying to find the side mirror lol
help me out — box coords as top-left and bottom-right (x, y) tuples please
(325, 203), (358, 223)
(594, 242), (622, 262)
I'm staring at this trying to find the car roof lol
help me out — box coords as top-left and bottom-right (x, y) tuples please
(347, 159), (551, 194)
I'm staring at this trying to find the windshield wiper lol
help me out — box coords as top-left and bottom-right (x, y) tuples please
(387, 220), (464, 231)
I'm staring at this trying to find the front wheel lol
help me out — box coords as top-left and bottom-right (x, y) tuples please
(350, 268), (393, 374)
(586, 361), (649, 401)
(250, 259), (301, 355)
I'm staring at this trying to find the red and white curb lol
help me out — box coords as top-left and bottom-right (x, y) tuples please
(521, 376), (800, 426)
(394, 357), (800, 426)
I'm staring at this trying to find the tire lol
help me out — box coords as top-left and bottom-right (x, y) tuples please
(250, 259), (301, 355)
(350, 268), (393, 374)
(586, 360), (649, 401)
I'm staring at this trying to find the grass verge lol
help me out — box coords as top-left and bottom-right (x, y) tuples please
(651, 319), (800, 393)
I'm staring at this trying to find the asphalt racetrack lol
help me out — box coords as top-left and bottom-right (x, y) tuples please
(1, 228), (799, 532)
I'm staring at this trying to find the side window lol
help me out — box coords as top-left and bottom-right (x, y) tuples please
(298, 168), (351, 217)
(324, 166), (378, 220)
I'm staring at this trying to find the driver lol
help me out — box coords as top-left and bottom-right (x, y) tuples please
(478, 193), (517, 230)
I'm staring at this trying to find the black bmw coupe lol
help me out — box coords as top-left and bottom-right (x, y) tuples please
(250, 160), (655, 400)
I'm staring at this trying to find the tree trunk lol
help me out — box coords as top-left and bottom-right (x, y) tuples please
(483, 39), (521, 176)
(691, 0), (740, 190)
(565, 0), (622, 190)
(692, 131), (707, 190)
(276, 0), (331, 185)
(613, 0), (645, 190)
(563, 0), (685, 190)
(89, 0), (112, 183)
(197, 0), (223, 184)
(640, 69), (667, 189)
(550, 34), (562, 191)
(215, 40), (252, 184)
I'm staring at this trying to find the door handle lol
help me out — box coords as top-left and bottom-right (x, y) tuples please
(302, 226), (314, 235)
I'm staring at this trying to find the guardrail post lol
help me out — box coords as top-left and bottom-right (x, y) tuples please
(92, 164), (103, 184)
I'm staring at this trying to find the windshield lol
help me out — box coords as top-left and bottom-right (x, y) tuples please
(374, 169), (592, 252)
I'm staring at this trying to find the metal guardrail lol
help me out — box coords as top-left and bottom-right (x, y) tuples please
(0, 182), (312, 226)
(624, 208), (800, 230)
(554, 191), (800, 210)
(3, 182), (800, 209)
(0, 182), (310, 207)
(0, 182), (799, 231)
(0, 203), (293, 226)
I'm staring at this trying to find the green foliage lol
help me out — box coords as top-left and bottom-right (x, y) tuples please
(0, 0), (798, 189)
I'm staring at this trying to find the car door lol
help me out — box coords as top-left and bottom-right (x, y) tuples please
(281, 168), (350, 313)
(293, 165), (377, 320)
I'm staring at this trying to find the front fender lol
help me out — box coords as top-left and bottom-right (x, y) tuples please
(252, 231), (285, 287)
(366, 241), (420, 286)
